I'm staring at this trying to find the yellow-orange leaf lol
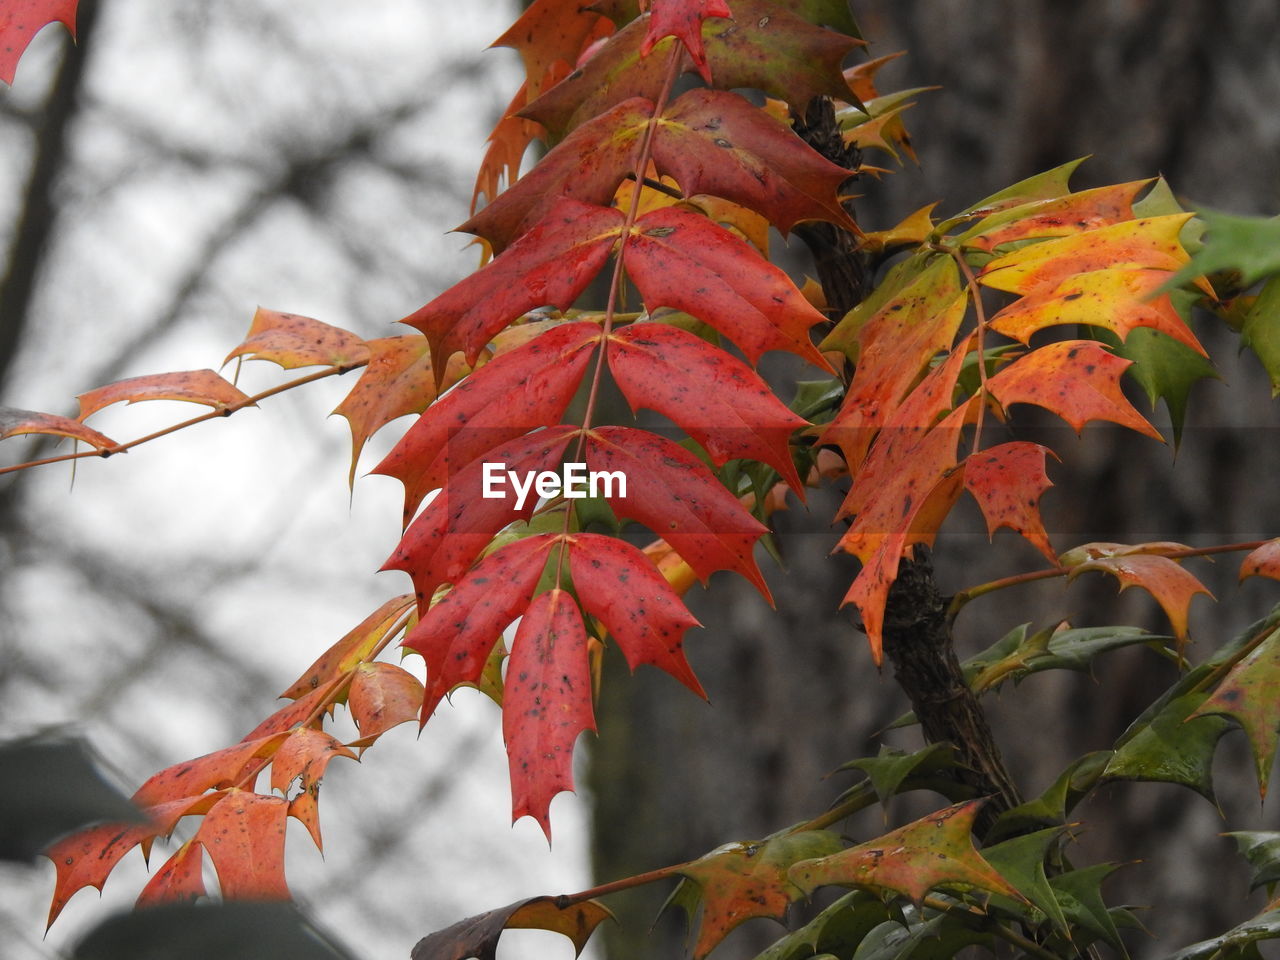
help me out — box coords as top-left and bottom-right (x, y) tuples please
(964, 442), (1059, 563)
(1240, 540), (1280, 583)
(279, 595), (416, 700)
(962, 180), (1150, 251)
(77, 370), (252, 420)
(1068, 553), (1212, 642)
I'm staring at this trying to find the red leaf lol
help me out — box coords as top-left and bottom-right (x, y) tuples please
(46, 822), (155, 926)
(404, 534), (556, 722)
(332, 335), (470, 487)
(503, 589), (595, 837)
(584, 425), (771, 599)
(279, 595), (416, 700)
(0, 405), (114, 451)
(240, 685), (331, 742)
(77, 370), (252, 420)
(382, 426), (578, 604)
(132, 736), (282, 808)
(1241, 539), (1280, 583)
(136, 841), (205, 909)
(374, 322), (601, 523)
(607, 323), (808, 492)
(985, 340), (1162, 439)
(961, 180), (1150, 251)
(224, 308), (369, 370)
(401, 199), (619, 370)
(624, 206), (832, 369)
(195, 790), (289, 900)
(641, 0), (732, 83)
(492, 0), (613, 98)
(347, 662), (426, 749)
(963, 441), (1059, 563)
(568, 533), (704, 695)
(0, 0), (76, 84)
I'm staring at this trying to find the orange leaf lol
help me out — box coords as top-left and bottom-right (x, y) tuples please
(504, 589), (595, 838)
(240, 685), (331, 742)
(790, 800), (1027, 905)
(333, 334), (470, 487)
(493, 0), (613, 98)
(964, 442), (1059, 563)
(269, 729), (355, 797)
(985, 340), (1162, 440)
(77, 369), (252, 420)
(132, 736), (283, 808)
(195, 790), (289, 900)
(224, 307), (369, 371)
(0, 0), (76, 84)
(46, 821), (156, 926)
(844, 51), (905, 102)
(347, 662), (425, 749)
(136, 841), (205, 909)
(1068, 552), (1212, 642)
(0, 406), (115, 450)
(1240, 539), (1280, 583)
(279, 595), (416, 700)
(961, 180), (1150, 251)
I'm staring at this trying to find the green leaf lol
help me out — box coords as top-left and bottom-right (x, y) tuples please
(1102, 689), (1232, 802)
(1048, 863), (1130, 953)
(850, 911), (990, 960)
(1226, 832), (1280, 893)
(967, 623), (1162, 694)
(1166, 899), (1280, 960)
(1109, 323), (1219, 445)
(0, 735), (144, 863)
(982, 827), (1071, 933)
(986, 751), (1112, 843)
(841, 743), (967, 807)
(753, 891), (895, 960)
(1241, 276), (1280, 397)
(1164, 208), (1280, 291)
(958, 158), (1086, 217)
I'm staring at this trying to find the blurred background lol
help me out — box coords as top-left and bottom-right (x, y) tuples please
(1, 2), (1278, 960)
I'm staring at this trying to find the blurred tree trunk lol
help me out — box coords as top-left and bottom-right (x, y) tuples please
(588, 3), (1280, 958)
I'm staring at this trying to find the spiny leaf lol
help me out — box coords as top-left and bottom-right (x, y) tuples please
(820, 256), (966, 470)
(959, 180), (1150, 251)
(640, 0), (730, 83)
(1102, 690), (1231, 802)
(402, 198), (618, 370)
(76, 370), (252, 420)
(982, 826), (1071, 933)
(1065, 550), (1212, 643)
(789, 800), (1027, 905)
(622, 205), (833, 369)
(986, 751), (1113, 843)
(268, 729), (354, 850)
(131, 735), (283, 809)
(1163, 208), (1280, 291)
(842, 743), (966, 807)
(410, 895), (611, 960)
(346, 663), (424, 749)
(752, 890), (894, 960)
(136, 841), (205, 909)
(979, 214), (1196, 298)
(333, 335), (469, 487)
(0, 406), (115, 451)
(984, 340), (1163, 440)
(373, 322), (601, 523)
(568, 532), (703, 694)
(1108, 325), (1218, 447)
(676, 831), (844, 959)
(465, 89), (856, 253)
(523, 0), (859, 137)
(224, 308), (369, 371)
(1048, 863), (1129, 952)
(194, 790), (289, 900)
(963, 441), (1058, 563)
(280, 595), (416, 700)
(1191, 626), (1280, 797)
(503, 588), (594, 837)
(403, 534), (556, 721)
(1166, 897), (1280, 960)
(382, 426), (578, 604)
(988, 266), (1206, 357)
(1226, 831), (1280, 893)
(492, 0), (613, 98)
(0, 0), (76, 84)
(959, 158), (1087, 218)
(583, 425), (771, 598)
(967, 624), (1158, 694)
(607, 322), (808, 492)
